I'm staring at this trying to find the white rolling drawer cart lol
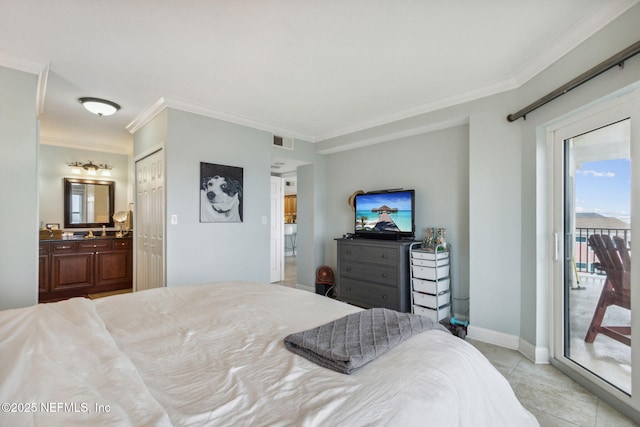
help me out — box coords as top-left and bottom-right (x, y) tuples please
(409, 242), (451, 322)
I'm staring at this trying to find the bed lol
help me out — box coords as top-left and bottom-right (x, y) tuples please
(0, 281), (538, 426)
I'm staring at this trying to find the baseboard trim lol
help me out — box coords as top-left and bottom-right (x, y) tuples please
(467, 324), (549, 364)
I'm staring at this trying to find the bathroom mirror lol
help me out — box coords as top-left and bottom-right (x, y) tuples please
(63, 178), (115, 228)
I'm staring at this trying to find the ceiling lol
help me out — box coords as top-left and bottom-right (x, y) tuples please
(1, 1), (637, 156)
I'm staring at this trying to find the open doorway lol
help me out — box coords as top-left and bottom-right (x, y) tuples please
(271, 157), (306, 288)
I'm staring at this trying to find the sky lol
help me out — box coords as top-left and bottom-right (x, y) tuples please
(575, 158), (631, 222)
(356, 191), (413, 211)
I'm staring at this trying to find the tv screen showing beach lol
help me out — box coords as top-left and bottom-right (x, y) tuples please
(354, 191), (414, 234)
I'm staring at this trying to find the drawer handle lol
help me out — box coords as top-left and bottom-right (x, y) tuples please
(381, 273), (388, 278)
(381, 295), (387, 300)
(346, 287), (352, 291)
(58, 245), (71, 249)
(381, 254), (387, 258)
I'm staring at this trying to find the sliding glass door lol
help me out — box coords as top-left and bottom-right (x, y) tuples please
(563, 119), (631, 393)
(551, 89), (639, 413)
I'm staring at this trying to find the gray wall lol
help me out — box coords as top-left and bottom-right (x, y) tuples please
(0, 66), (38, 310)
(39, 144), (130, 230)
(133, 108), (327, 289)
(324, 125), (470, 318)
(317, 3), (640, 349)
(162, 109), (272, 285)
(516, 4), (640, 348)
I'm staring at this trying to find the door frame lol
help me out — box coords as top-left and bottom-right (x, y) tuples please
(270, 176), (284, 283)
(546, 86), (640, 418)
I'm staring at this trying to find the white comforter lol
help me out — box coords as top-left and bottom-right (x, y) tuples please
(0, 281), (538, 426)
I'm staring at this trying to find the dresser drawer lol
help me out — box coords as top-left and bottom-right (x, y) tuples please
(51, 242), (76, 253)
(112, 239), (132, 249)
(411, 264), (450, 281)
(339, 243), (398, 266)
(413, 304), (450, 322)
(77, 240), (112, 252)
(412, 291), (450, 309)
(341, 261), (398, 287)
(340, 279), (399, 310)
(411, 257), (449, 268)
(411, 249), (448, 261)
(412, 277), (450, 295)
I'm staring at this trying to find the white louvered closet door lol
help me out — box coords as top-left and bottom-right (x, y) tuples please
(135, 149), (165, 291)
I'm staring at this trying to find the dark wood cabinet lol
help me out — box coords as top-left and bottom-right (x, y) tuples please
(39, 237), (132, 302)
(336, 238), (414, 312)
(38, 243), (49, 293)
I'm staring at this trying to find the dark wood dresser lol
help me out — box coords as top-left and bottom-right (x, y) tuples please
(39, 236), (133, 302)
(336, 238), (414, 312)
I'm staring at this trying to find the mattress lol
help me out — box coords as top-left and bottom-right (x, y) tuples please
(0, 281), (538, 426)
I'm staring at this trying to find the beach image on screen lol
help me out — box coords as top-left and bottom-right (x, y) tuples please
(354, 192), (412, 233)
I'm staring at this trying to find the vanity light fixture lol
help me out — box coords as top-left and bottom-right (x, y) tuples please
(68, 161), (113, 177)
(78, 97), (121, 117)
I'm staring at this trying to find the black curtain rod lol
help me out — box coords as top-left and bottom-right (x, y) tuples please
(506, 40), (640, 122)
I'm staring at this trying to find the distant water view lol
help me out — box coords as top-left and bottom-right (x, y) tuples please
(355, 209), (413, 232)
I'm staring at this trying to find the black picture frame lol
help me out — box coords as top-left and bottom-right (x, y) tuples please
(200, 162), (244, 223)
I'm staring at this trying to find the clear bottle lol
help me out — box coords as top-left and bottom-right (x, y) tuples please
(435, 228), (447, 251)
(422, 228), (435, 250)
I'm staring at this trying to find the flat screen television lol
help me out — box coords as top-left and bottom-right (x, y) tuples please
(354, 189), (415, 240)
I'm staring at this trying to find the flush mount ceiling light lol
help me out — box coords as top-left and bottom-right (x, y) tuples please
(78, 97), (121, 117)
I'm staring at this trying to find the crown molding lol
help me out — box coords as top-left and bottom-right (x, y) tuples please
(0, 53), (50, 116)
(127, 96), (314, 142)
(315, 1), (638, 144)
(316, 116), (469, 155)
(125, 97), (167, 134)
(316, 78), (515, 144)
(36, 62), (50, 116)
(123, 1), (637, 149)
(40, 135), (132, 155)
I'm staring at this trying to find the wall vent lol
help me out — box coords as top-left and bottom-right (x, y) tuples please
(273, 135), (294, 150)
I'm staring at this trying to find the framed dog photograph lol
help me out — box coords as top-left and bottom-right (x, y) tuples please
(200, 162), (244, 223)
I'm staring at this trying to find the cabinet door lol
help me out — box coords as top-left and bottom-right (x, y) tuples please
(50, 253), (94, 291)
(94, 249), (132, 287)
(38, 244), (49, 293)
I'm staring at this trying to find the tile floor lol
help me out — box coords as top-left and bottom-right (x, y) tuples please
(468, 339), (638, 426)
(568, 273), (630, 394)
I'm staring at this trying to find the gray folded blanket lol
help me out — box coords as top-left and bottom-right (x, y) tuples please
(283, 307), (449, 374)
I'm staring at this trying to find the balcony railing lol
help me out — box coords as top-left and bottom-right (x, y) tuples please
(574, 227), (631, 273)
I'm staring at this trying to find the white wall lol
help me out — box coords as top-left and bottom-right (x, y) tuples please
(324, 125), (470, 317)
(39, 144), (130, 230)
(0, 66), (38, 310)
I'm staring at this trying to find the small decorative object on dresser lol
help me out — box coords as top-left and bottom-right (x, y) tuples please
(336, 238), (414, 312)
